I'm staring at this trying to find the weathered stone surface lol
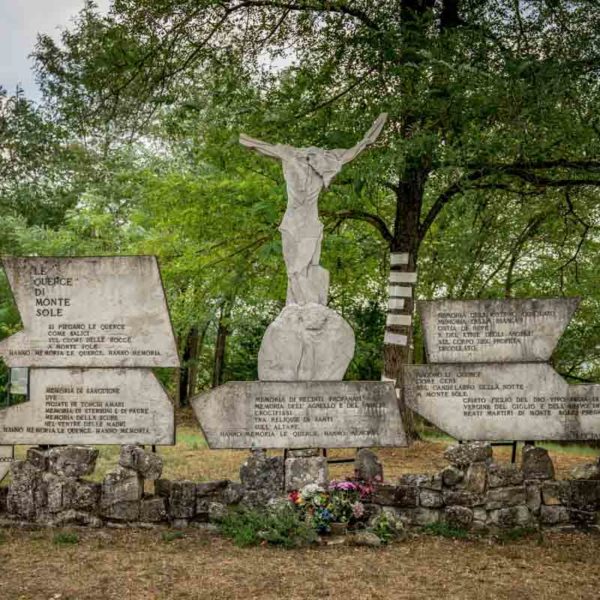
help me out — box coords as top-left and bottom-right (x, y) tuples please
(140, 497), (167, 523)
(258, 304), (355, 381)
(350, 531), (382, 547)
(464, 462), (488, 494)
(403, 507), (441, 526)
(565, 480), (600, 511)
(287, 449), (321, 458)
(119, 446), (163, 480)
(44, 473), (100, 513)
(522, 446), (555, 480)
(43, 509), (102, 528)
(285, 457), (328, 492)
(488, 464), (523, 488)
(0, 486), (7, 513)
(406, 362), (600, 442)
(26, 447), (48, 471)
(441, 466), (464, 487)
(488, 506), (531, 528)
(355, 449), (383, 483)
(240, 450), (284, 506)
(444, 443), (492, 469)
(485, 486), (527, 510)
(540, 505), (569, 525)
(0, 256), (179, 368)
(443, 490), (483, 507)
(196, 481), (243, 520)
(419, 489), (444, 508)
(372, 484), (418, 508)
(399, 474), (442, 491)
(570, 462), (600, 481)
(542, 481), (567, 506)
(100, 466), (143, 521)
(167, 481), (197, 520)
(1, 370), (175, 446)
(47, 446), (98, 479)
(526, 483), (542, 514)
(419, 298), (578, 363)
(193, 380), (406, 449)
(6, 460), (43, 520)
(445, 506), (473, 529)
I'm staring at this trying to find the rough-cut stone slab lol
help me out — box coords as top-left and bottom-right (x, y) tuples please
(405, 362), (600, 441)
(258, 304), (355, 381)
(119, 445), (163, 480)
(0, 368), (174, 446)
(192, 380), (406, 449)
(240, 449), (284, 506)
(419, 298), (579, 363)
(522, 446), (555, 480)
(0, 256), (179, 368)
(355, 449), (383, 482)
(47, 446), (98, 478)
(100, 466), (143, 521)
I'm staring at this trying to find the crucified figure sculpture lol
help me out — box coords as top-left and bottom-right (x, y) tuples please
(240, 113), (387, 306)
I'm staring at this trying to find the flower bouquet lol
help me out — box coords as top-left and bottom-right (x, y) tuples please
(288, 480), (373, 534)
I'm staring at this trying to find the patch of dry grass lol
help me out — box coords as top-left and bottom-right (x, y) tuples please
(0, 528), (599, 600)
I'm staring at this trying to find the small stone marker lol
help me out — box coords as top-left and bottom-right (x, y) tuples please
(419, 298), (579, 363)
(405, 297), (600, 442)
(0, 368), (174, 445)
(192, 381), (406, 449)
(0, 256), (179, 367)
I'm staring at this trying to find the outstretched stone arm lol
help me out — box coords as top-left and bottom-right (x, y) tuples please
(239, 133), (286, 160)
(338, 113), (388, 165)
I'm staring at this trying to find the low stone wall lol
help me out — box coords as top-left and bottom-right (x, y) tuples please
(1, 443), (599, 533)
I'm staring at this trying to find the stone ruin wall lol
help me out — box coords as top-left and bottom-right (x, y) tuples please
(1, 443), (599, 533)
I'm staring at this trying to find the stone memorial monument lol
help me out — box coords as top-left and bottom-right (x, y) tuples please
(0, 256), (180, 480)
(404, 298), (600, 441)
(193, 115), (407, 450)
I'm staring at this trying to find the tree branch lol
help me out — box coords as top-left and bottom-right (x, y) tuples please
(321, 209), (393, 242)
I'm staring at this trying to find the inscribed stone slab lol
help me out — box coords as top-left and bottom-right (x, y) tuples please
(0, 368), (174, 445)
(404, 362), (600, 441)
(419, 298), (579, 363)
(192, 381), (407, 449)
(0, 256), (179, 367)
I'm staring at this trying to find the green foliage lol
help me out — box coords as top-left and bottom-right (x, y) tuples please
(161, 530), (185, 543)
(422, 522), (469, 539)
(218, 505), (318, 549)
(369, 512), (405, 544)
(496, 526), (540, 544)
(52, 531), (79, 546)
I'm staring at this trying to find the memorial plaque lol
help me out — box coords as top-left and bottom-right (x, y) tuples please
(420, 298), (579, 363)
(0, 445), (14, 481)
(0, 368), (174, 445)
(192, 381), (407, 449)
(0, 256), (179, 367)
(405, 363), (600, 441)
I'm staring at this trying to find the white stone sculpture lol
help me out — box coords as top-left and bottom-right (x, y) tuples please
(240, 114), (387, 380)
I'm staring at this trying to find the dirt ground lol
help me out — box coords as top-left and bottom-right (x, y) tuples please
(0, 527), (599, 600)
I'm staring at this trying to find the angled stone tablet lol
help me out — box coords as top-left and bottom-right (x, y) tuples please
(419, 298), (579, 363)
(0, 445), (14, 482)
(192, 381), (407, 449)
(0, 256), (179, 367)
(0, 368), (174, 446)
(404, 362), (600, 441)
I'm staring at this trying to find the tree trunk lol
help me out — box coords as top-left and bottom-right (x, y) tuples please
(212, 308), (229, 388)
(383, 169), (428, 441)
(178, 326), (199, 408)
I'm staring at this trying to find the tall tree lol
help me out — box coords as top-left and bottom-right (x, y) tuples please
(33, 1), (600, 436)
